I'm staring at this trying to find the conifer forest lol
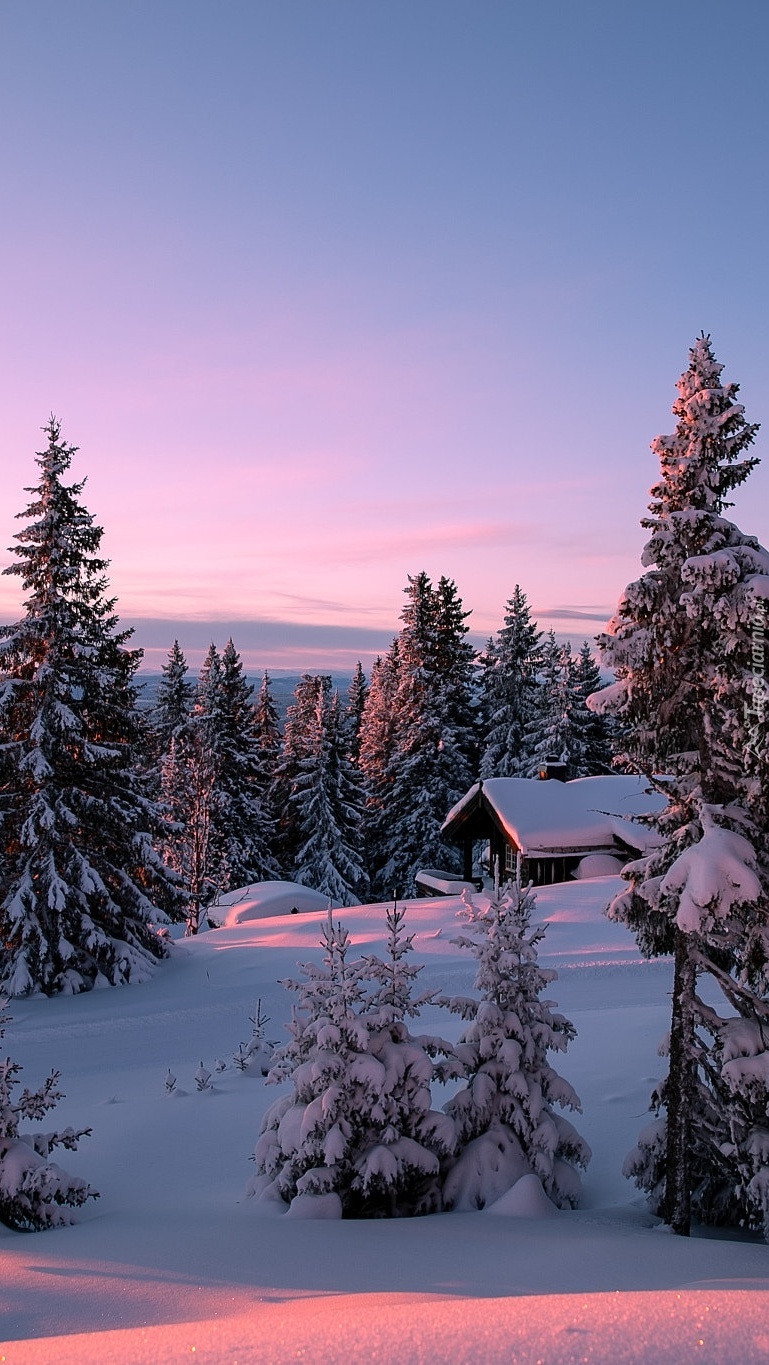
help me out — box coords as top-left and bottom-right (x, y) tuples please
(1, 339), (769, 1360)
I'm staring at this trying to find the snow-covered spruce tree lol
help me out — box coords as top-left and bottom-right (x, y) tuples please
(216, 638), (279, 887)
(160, 644), (225, 933)
(531, 636), (614, 779)
(233, 998), (273, 1076)
(569, 642), (614, 777)
(159, 730), (210, 931)
(343, 661), (368, 765)
(151, 640), (193, 760)
(358, 644), (401, 891)
(479, 585), (543, 779)
(147, 641), (195, 922)
(375, 573), (478, 898)
(0, 418), (173, 995)
(250, 910), (374, 1217)
(271, 674), (329, 874)
(251, 907), (454, 1217)
(589, 336), (769, 1236)
(433, 576), (479, 776)
(253, 671), (283, 871)
(440, 877), (590, 1210)
(291, 685), (368, 906)
(350, 902), (457, 1216)
(0, 1004), (97, 1230)
(531, 632), (576, 776)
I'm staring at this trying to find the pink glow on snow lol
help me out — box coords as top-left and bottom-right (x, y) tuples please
(4, 1284), (769, 1363)
(3, 880), (769, 1360)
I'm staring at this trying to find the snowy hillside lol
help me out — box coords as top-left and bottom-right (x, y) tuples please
(2, 878), (769, 1363)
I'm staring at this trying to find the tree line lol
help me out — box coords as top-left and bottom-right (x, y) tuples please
(0, 416), (613, 993)
(2, 334), (769, 1242)
(147, 575), (614, 921)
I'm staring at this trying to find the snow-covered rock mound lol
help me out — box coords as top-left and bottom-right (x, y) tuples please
(573, 853), (625, 879)
(485, 1173), (561, 1218)
(210, 881), (335, 926)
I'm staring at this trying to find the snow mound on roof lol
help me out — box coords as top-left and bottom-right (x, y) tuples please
(211, 881), (334, 927)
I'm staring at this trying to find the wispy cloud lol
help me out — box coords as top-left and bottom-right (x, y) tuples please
(329, 520), (538, 564)
(124, 615), (396, 650)
(539, 606), (614, 623)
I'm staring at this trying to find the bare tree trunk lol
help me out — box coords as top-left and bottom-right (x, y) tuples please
(662, 926), (696, 1235)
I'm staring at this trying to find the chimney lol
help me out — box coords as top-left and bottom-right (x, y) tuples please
(538, 756), (568, 782)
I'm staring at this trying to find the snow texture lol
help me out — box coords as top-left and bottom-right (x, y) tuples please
(3, 883), (769, 1361)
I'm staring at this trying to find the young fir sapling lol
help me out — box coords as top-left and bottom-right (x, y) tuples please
(0, 1004), (97, 1231)
(440, 873), (590, 1211)
(233, 999), (273, 1075)
(250, 903), (456, 1218)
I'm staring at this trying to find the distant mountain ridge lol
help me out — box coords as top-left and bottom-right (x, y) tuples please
(136, 672), (355, 721)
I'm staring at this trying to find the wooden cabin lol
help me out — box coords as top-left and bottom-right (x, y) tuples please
(441, 774), (665, 887)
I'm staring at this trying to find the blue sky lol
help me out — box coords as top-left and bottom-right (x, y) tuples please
(1, 0), (767, 670)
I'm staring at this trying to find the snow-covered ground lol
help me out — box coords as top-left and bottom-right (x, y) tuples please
(2, 877), (769, 1363)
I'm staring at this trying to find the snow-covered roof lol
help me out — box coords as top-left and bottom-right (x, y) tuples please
(443, 774), (665, 857)
(414, 869), (483, 896)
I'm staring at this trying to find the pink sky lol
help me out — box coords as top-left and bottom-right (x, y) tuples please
(1, 3), (767, 671)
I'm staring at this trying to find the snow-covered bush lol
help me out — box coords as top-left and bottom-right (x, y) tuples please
(441, 878), (590, 1210)
(250, 904), (456, 1218)
(0, 1005), (96, 1230)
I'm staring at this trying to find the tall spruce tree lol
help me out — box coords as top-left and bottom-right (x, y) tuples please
(531, 632), (575, 775)
(358, 644), (401, 889)
(434, 575), (479, 780)
(160, 640), (279, 928)
(291, 685), (368, 906)
(160, 644), (225, 932)
(343, 661), (368, 765)
(254, 672), (282, 777)
(273, 674), (331, 874)
(217, 638), (279, 887)
(0, 419), (172, 994)
(374, 573), (477, 898)
(590, 337), (769, 1236)
(480, 586), (542, 778)
(145, 640), (194, 848)
(569, 642), (613, 776)
(151, 640), (193, 758)
(252, 671), (283, 873)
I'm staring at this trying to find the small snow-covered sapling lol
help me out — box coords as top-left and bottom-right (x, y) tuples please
(0, 1004), (98, 1231)
(232, 999), (273, 1075)
(194, 1063), (212, 1092)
